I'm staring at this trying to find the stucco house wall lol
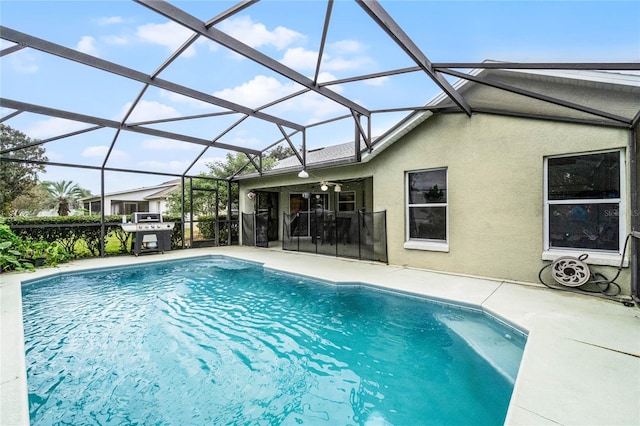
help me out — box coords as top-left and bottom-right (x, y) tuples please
(241, 112), (632, 292)
(367, 113), (631, 288)
(238, 70), (637, 294)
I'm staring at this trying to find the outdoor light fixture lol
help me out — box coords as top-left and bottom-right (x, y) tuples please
(320, 181), (341, 192)
(247, 191), (256, 200)
(298, 169), (309, 178)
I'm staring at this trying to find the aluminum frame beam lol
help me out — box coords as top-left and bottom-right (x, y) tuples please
(439, 68), (633, 125)
(1, 1), (638, 182)
(134, 0), (370, 118)
(0, 26), (304, 132)
(314, 0), (334, 85)
(0, 98), (262, 155)
(0, 43), (25, 57)
(150, 1), (258, 78)
(356, 0), (472, 116)
(432, 62), (640, 70)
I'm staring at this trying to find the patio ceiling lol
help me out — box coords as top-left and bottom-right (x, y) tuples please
(1, 0), (639, 182)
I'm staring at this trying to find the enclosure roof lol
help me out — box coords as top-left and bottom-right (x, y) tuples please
(255, 67), (640, 178)
(1, 0), (639, 187)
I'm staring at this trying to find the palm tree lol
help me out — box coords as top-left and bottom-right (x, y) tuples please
(42, 180), (87, 216)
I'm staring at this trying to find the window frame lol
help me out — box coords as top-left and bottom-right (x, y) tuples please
(543, 149), (627, 266)
(288, 192), (329, 237)
(337, 191), (356, 212)
(404, 167), (449, 252)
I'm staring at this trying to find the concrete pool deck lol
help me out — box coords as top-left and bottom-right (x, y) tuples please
(2, 246), (639, 425)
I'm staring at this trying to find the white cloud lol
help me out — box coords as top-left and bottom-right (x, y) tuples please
(213, 74), (345, 121)
(96, 16), (124, 26)
(117, 100), (180, 123)
(137, 159), (192, 173)
(136, 21), (196, 57)
(76, 36), (99, 56)
(6, 51), (38, 73)
(323, 39), (374, 72)
(218, 16), (304, 50)
(102, 35), (128, 46)
(82, 145), (128, 160)
(329, 40), (365, 55)
(158, 90), (221, 111)
(280, 47), (318, 70)
(295, 92), (348, 123)
(316, 71), (339, 85)
(213, 75), (300, 108)
(279, 41), (374, 73)
(322, 54), (373, 72)
(141, 138), (200, 151)
(25, 118), (88, 139)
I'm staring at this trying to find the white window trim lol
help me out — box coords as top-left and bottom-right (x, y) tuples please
(404, 240), (450, 252)
(405, 168), (449, 251)
(541, 249), (629, 267)
(543, 149), (626, 266)
(337, 191), (356, 212)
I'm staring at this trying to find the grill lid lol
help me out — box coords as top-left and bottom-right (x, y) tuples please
(133, 212), (162, 223)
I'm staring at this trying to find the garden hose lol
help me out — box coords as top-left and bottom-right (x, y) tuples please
(538, 233), (633, 304)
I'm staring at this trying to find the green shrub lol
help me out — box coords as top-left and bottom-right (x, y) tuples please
(197, 215), (217, 240)
(2, 215), (188, 263)
(0, 224), (34, 272)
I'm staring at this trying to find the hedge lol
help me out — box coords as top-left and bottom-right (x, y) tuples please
(5, 215), (184, 255)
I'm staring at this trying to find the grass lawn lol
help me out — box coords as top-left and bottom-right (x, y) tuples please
(72, 233), (131, 257)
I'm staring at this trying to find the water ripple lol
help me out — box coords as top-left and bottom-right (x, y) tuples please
(22, 257), (523, 425)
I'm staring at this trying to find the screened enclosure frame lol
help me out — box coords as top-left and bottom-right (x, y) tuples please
(0, 0), (638, 296)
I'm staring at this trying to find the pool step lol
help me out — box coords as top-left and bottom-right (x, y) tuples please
(437, 315), (524, 384)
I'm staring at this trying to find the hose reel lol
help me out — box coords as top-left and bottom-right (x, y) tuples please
(550, 254), (590, 287)
(539, 246), (629, 300)
(537, 234), (635, 305)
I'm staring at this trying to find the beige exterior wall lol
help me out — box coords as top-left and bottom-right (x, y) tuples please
(368, 113), (631, 291)
(240, 113), (633, 293)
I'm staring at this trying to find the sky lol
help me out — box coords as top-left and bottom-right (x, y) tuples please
(1, 0), (639, 195)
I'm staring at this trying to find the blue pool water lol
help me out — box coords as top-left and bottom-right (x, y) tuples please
(22, 256), (526, 425)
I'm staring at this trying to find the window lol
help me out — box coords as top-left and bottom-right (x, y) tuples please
(289, 193), (328, 237)
(545, 150), (624, 255)
(124, 203), (138, 215)
(338, 191), (356, 212)
(405, 168), (448, 251)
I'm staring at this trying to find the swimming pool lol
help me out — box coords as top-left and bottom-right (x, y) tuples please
(22, 256), (526, 425)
